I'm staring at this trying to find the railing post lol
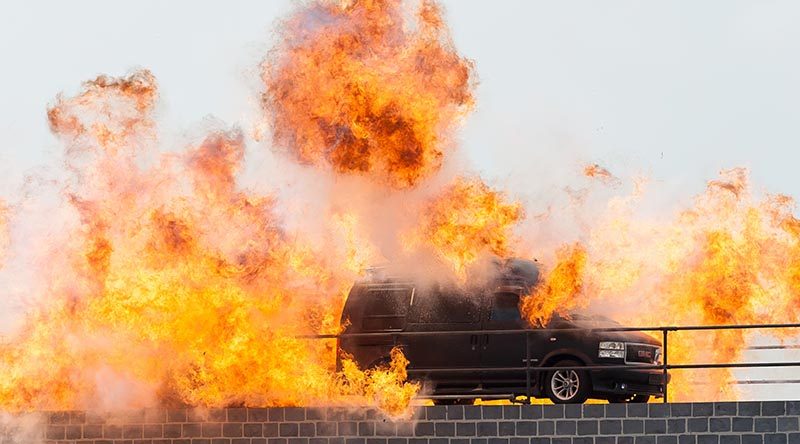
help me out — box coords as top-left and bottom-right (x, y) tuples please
(525, 331), (531, 399)
(662, 328), (669, 403)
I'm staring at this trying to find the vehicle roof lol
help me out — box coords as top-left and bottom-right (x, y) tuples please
(355, 257), (540, 290)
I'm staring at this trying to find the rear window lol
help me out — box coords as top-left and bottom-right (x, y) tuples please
(361, 288), (412, 331)
(414, 290), (480, 324)
(490, 292), (522, 322)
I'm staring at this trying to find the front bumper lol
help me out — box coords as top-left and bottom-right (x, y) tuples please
(590, 367), (670, 397)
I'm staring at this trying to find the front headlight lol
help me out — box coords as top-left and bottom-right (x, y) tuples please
(598, 341), (625, 359)
(599, 349), (625, 359)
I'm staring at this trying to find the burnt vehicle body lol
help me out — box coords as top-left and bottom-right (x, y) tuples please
(337, 258), (667, 404)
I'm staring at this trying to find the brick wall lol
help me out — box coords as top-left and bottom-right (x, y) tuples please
(1, 402), (799, 444)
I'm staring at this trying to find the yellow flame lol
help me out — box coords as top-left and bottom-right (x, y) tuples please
(262, 0), (475, 188)
(520, 243), (587, 326)
(527, 168), (800, 401)
(0, 70), (417, 416)
(405, 177), (524, 279)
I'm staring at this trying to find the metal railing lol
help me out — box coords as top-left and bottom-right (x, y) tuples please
(302, 322), (800, 403)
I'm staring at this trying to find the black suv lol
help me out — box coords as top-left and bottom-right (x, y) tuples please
(337, 258), (667, 404)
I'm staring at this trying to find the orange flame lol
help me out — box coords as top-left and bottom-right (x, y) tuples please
(337, 348), (419, 416)
(262, 0), (475, 188)
(583, 163), (620, 186)
(530, 168), (800, 400)
(5, 0), (799, 411)
(47, 70), (157, 155)
(405, 177), (524, 278)
(0, 71), (417, 416)
(520, 243), (587, 326)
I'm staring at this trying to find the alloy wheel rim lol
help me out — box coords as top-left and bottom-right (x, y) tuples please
(551, 369), (580, 400)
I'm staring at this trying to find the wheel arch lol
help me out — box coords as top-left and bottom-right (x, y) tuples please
(541, 351), (589, 368)
(537, 350), (591, 390)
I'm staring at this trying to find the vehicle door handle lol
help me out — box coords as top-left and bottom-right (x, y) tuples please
(470, 335), (477, 351)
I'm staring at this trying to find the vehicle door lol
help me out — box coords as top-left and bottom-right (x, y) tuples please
(479, 290), (531, 390)
(340, 284), (414, 368)
(403, 285), (483, 387)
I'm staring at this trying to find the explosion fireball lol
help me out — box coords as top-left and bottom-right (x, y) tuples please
(520, 243), (587, 327)
(406, 177), (523, 279)
(262, 0), (475, 188)
(0, 70), (417, 415)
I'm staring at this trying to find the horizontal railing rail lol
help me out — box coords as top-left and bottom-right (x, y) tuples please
(301, 322), (800, 403)
(747, 344), (800, 350)
(300, 322), (800, 338)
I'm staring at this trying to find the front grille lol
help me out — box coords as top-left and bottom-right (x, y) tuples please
(625, 343), (659, 364)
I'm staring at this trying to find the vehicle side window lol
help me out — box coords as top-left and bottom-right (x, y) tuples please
(362, 289), (411, 331)
(414, 290), (479, 324)
(490, 292), (521, 322)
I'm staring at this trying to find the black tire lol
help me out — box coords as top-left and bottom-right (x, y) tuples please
(546, 359), (591, 404)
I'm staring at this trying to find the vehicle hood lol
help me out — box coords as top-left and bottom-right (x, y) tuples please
(550, 312), (662, 346)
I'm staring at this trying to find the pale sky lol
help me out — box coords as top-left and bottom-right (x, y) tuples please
(1, 0), (800, 400)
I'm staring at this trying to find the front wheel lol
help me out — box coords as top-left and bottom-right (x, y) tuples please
(546, 360), (591, 404)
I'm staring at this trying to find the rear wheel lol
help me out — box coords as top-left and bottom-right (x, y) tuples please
(546, 360), (591, 404)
